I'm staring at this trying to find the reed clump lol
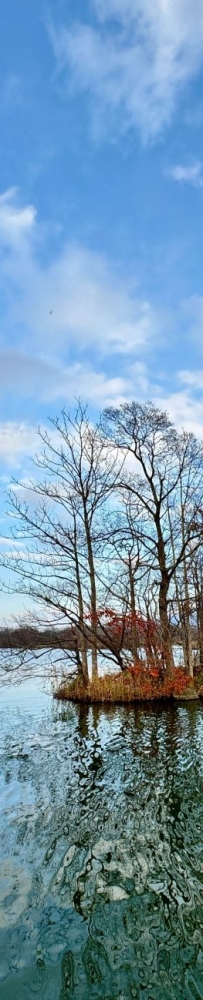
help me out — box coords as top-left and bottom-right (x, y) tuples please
(54, 665), (197, 703)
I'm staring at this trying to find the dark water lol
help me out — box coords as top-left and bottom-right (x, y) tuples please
(1, 683), (203, 999)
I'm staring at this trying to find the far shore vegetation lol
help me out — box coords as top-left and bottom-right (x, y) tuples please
(1, 399), (203, 704)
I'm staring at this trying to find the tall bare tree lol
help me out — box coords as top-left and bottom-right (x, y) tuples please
(0, 403), (120, 682)
(103, 402), (203, 673)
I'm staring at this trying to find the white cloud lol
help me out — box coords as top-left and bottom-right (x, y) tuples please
(1, 188), (203, 463)
(0, 351), (136, 406)
(0, 188), (160, 361)
(169, 162), (203, 186)
(0, 423), (41, 468)
(181, 294), (203, 346)
(0, 420), (66, 470)
(27, 245), (156, 354)
(178, 369), (203, 389)
(49, 0), (203, 141)
(154, 388), (203, 439)
(0, 351), (55, 399)
(0, 382), (202, 476)
(0, 188), (36, 246)
(0, 536), (24, 548)
(52, 364), (133, 405)
(0, 363), (137, 468)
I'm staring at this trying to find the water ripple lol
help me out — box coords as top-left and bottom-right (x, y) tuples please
(0, 687), (203, 997)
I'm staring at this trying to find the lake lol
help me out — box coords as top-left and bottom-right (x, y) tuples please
(0, 681), (203, 999)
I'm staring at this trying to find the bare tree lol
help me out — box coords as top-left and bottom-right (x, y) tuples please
(103, 402), (203, 674)
(0, 403), (120, 683)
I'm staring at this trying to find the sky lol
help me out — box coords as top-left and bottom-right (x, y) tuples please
(1, 0), (203, 617)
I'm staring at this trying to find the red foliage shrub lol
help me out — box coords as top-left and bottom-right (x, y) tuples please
(115, 664), (193, 700)
(84, 609), (195, 700)
(85, 607), (165, 666)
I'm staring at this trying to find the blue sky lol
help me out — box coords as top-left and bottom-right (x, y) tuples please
(1, 0), (203, 615)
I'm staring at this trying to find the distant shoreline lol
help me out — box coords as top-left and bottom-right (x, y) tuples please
(0, 625), (199, 650)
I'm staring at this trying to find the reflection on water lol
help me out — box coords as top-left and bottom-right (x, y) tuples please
(0, 683), (203, 998)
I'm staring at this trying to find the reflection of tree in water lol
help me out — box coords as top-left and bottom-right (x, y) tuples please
(60, 951), (75, 999)
(1, 699), (203, 997)
(57, 703), (203, 998)
(83, 937), (108, 988)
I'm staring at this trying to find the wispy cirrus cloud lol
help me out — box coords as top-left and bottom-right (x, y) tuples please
(49, 0), (203, 141)
(169, 162), (203, 187)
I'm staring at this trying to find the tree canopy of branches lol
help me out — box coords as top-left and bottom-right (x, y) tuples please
(1, 399), (203, 684)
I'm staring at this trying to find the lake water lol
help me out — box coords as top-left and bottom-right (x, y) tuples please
(0, 682), (203, 999)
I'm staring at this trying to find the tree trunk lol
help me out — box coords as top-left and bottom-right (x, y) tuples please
(128, 556), (138, 661)
(74, 519), (88, 685)
(181, 607), (193, 678)
(156, 514), (174, 674)
(192, 563), (203, 670)
(159, 579), (174, 674)
(196, 587), (203, 669)
(84, 510), (98, 679)
(167, 502), (191, 676)
(173, 569), (188, 674)
(181, 502), (193, 678)
(198, 603), (203, 666)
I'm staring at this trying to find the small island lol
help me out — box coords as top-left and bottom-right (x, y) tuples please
(0, 401), (203, 705)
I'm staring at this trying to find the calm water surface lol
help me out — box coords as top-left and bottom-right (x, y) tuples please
(0, 682), (203, 999)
